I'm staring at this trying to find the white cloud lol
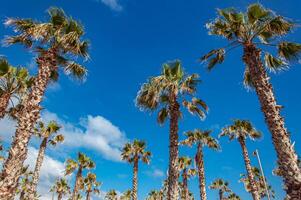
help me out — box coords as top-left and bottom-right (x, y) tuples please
(25, 146), (65, 200)
(99, 0), (123, 11)
(144, 168), (165, 178)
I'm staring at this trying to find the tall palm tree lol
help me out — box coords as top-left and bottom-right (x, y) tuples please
(120, 190), (131, 200)
(121, 140), (151, 200)
(65, 152), (95, 200)
(178, 156), (196, 200)
(136, 60), (208, 200)
(181, 129), (220, 200)
(0, 7), (89, 198)
(240, 167), (275, 199)
(25, 120), (64, 199)
(83, 172), (101, 200)
(201, 4), (301, 197)
(219, 120), (260, 200)
(50, 178), (71, 200)
(105, 189), (118, 200)
(209, 179), (232, 200)
(0, 58), (32, 119)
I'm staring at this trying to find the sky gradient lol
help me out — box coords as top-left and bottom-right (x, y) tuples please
(0, 0), (301, 199)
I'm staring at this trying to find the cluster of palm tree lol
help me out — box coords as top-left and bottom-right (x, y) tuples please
(0, 2), (300, 200)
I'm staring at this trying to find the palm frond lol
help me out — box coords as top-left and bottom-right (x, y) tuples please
(278, 42), (301, 61)
(264, 53), (287, 72)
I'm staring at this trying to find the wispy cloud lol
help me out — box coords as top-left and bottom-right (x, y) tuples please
(98, 0), (123, 11)
(144, 168), (165, 178)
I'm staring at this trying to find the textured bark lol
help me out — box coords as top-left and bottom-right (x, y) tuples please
(167, 94), (180, 200)
(25, 137), (48, 199)
(71, 166), (83, 200)
(182, 169), (189, 200)
(238, 137), (260, 200)
(0, 49), (56, 200)
(195, 143), (207, 200)
(243, 43), (301, 199)
(58, 193), (63, 200)
(0, 93), (10, 119)
(132, 156), (138, 200)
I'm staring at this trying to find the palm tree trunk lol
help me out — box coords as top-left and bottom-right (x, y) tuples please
(132, 157), (138, 200)
(219, 190), (223, 200)
(71, 166), (83, 200)
(196, 143), (207, 200)
(167, 94), (180, 200)
(0, 92), (10, 118)
(86, 191), (91, 200)
(243, 43), (301, 199)
(0, 49), (56, 200)
(182, 170), (189, 200)
(25, 137), (48, 199)
(58, 192), (63, 200)
(238, 137), (260, 200)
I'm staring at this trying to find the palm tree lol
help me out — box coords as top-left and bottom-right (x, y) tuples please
(0, 58), (32, 119)
(178, 156), (196, 200)
(65, 152), (95, 200)
(240, 167), (275, 199)
(121, 140), (151, 200)
(146, 190), (164, 200)
(105, 189), (118, 200)
(16, 166), (33, 200)
(50, 178), (71, 200)
(83, 172), (101, 200)
(219, 120), (260, 200)
(25, 120), (63, 199)
(0, 7), (89, 198)
(136, 60), (208, 200)
(120, 190), (131, 200)
(181, 129), (219, 200)
(201, 4), (301, 197)
(209, 179), (232, 200)
(226, 193), (241, 200)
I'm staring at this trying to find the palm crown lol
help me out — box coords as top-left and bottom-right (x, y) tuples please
(4, 7), (89, 80)
(121, 140), (151, 164)
(181, 129), (220, 150)
(105, 189), (118, 200)
(65, 152), (95, 176)
(209, 178), (232, 193)
(83, 172), (101, 196)
(178, 156), (196, 179)
(201, 3), (301, 86)
(219, 120), (261, 141)
(50, 178), (70, 196)
(136, 60), (208, 124)
(34, 121), (64, 146)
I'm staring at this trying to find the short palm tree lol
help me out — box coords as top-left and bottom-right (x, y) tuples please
(240, 167), (275, 199)
(209, 179), (232, 200)
(226, 193), (241, 200)
(25, 120), (63, 199)
(105, 189), (118, 200)
(0, 58), (32, 119)
(181, 129), (219, 200)
(219, 120), (260, 200)
(65, 152), (95, 200)
(16, 166), (33, 200)
(50, 178), (71, 200)
(83, 172), (101, 200)
(146, 190), (164, 200)
(121, 140), (151, 200)
(178, 156), (196, 200)
(136, 60), (208, 200)
(0, 7), (89, 198)
(120, 190), (131, 200)
(201, 4), (301, 197)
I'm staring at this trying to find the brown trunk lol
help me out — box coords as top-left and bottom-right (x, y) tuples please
(196, 143), (207, 200)
(167, 94), (180, 200)
(58, 192), (63, 200)
(238, 137), (260, 200)
(243, 43), (301, 199)
(86, 191), (91, 200)
(25, 137), (48, 199)
(0, 93), (10, 119)
(0, 49), (56, 200)
(182, 169), (189, 200)
(71, 166), (83, 200)
(219, 190), (223, 200)
(132, 156), (138, 200)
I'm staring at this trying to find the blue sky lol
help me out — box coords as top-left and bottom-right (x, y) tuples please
(0, 0), (301, 199)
